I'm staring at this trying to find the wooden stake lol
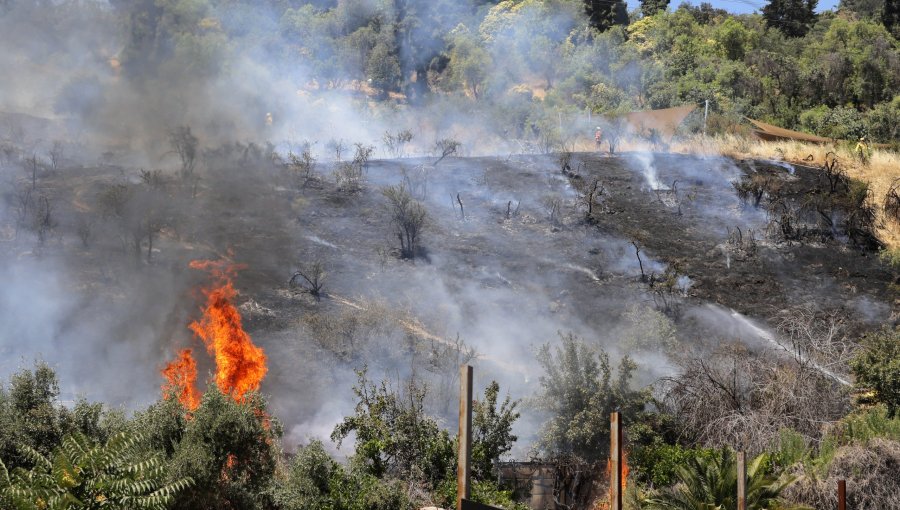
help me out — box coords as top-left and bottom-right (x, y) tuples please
(838, 479), (846, 510)
(457, 365), (473, 510)
(737, 452), (746, 510)
(610, 411), (623, 510)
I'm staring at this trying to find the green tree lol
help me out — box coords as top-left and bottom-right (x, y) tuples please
(533, 332), (650, 462)
(366, 39), (402, 98)
(331, 368), (454, 489)
(446, 24), (491, 99)
(851, 327), (900, 417)
(762, 0), (818, 37)
(585, 0), (629, 31)
(472, 381), (520, 480)
(884, 0), (900, 38)
(645, 449), (798, 509)
(640, 0), (670, 17)
(167, 389), (281, 510)
(0, 431), (192, 510)
(273, 440), (410, 510)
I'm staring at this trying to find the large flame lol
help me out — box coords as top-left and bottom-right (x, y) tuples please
(187, 259), (267, 402)
(162, 348), (201, 410)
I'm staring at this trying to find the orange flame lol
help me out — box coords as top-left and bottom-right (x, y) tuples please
(187, 259), (267, 402)
(598, 451), (629, 510)
(162, 348), (201, 410)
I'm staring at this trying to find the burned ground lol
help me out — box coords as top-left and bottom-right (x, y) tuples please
(1, 149), (896, 441)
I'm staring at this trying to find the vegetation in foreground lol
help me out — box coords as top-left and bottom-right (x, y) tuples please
(1, 326), (898, 509)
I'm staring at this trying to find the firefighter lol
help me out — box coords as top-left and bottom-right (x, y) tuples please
(855, 136), (870, 163)
(594, 126), (603, 150)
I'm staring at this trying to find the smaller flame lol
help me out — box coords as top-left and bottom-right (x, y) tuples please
(162, 348), (201, 410)
(598, 451), (629, 510)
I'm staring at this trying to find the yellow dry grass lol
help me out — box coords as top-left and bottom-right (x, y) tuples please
(669, 135), (900, 251)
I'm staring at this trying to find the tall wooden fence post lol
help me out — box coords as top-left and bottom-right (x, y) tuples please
(457, 365), (473, 510)
(838, 480), (846, 510)
(610, 411), (623, 510)
(737, 452), (746, 510)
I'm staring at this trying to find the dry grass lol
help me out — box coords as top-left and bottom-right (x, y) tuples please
(669, 135), (900, 251)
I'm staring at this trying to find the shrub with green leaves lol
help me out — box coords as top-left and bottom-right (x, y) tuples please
(0, 431), (192, 510)
(644, 449), (801, 509)
(851, 327), (900, 417)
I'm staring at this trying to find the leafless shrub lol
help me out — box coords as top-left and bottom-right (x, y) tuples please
(631, 240), (645, 281)
(401, 165), (428, 200)
(288, 146), (317, 188)
(424, 333), (478, 408)
(383, 129), (413, 158)
(822, 151), (849, 194)
(48, 140), (64, 171)
(334, 161), (364, 192)
(290, 261), (327, 299)
(302, 300), (399, 361)
(32, 194), (56, 245)
(766, 200), (805, 243)
(0, 142), (19, 168)
(604, 116), (627, 154)
(733, 174), (772, 208)
(168, 125), (198, 178)
(326, 138), (346, 161)
(505, 200), (521, 219)
(352, 143), (374, 173)
(383, 184), (428, 259)
(542, 196), (562, 226)
(775, 305), (855, 381)
(27, 153), (39, 190)
(784, 438), (900, 510)
(579, 179), (606, 219)
(661, 342), (852, 456)
(12, 184), (32, 238)
(139, 169), (167, 189)
(434, 138), (460, 165)
(557, 149), (573, 174)
(725, 226), (758, 258)
(646, 265), (687, 317)
(883, 178), (900, 225)
(75, 213), (94, 248)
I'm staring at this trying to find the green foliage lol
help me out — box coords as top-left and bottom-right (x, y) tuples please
(445, 24), (492, 99)
(631, 443), (717, 488)
(584, 0), (629, 32)
(330, 368), (454, 489)
(763, 0), (818, 37)
(273, 441), (411, 510)
(0, 431), (192, 510)
(645, 448), (800, 509)
(641, 0), (670, 18)
(851, 327), (900, 417)
(533, 332), (651, 462)
(472, 381), (520, 479)
(166, 388), (281, 510)
(0, 364), (120, 471)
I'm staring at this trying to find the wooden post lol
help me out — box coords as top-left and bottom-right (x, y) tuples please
(457, 365), (473, 510)
(838, 480), (846, 510)
(737, 452), (746, 510)
(610, 411), (623, 510)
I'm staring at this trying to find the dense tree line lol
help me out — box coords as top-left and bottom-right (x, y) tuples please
(3, 0), (896, 142)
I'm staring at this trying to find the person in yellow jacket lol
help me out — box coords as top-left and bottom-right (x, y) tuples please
(855, 136), (870, 163)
